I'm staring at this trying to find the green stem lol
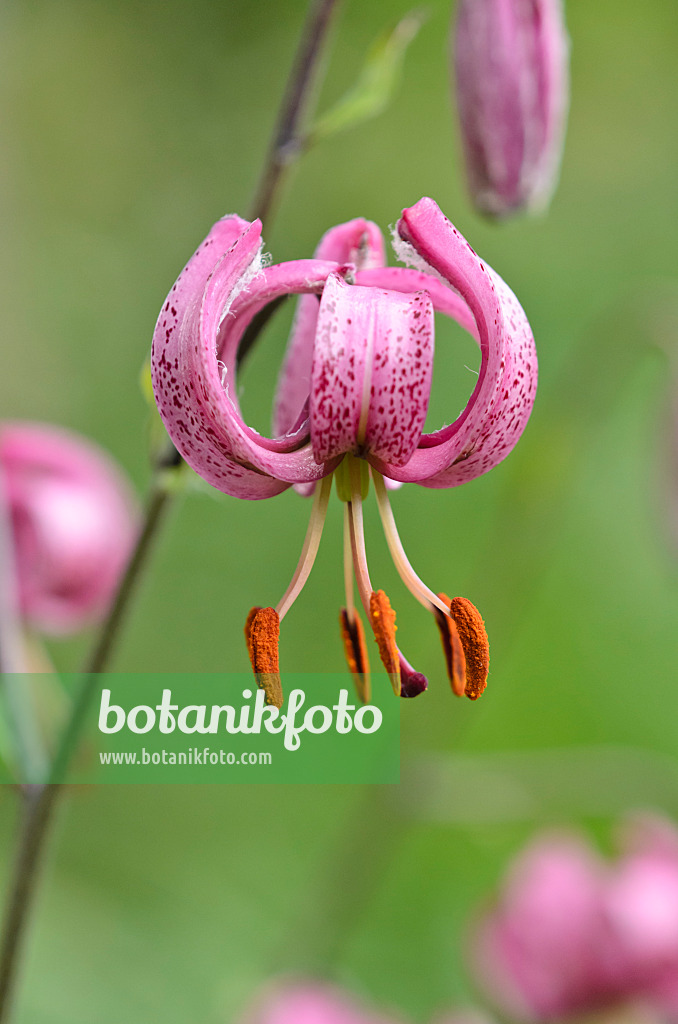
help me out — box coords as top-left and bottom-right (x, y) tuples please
(248, 0), (341, 226)
(0, 478), (171, 1023)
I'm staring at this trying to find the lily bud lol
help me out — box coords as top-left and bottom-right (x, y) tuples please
(0, 422), (137, 634)
(453, 0), (570, 218)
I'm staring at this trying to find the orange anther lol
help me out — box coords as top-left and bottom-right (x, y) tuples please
(369, 589), (401, 695)
(244, 606), (283, 708)
(448, 596), (489, 700)
(339, 608), (371, 703)
(434, 592), (467, 697)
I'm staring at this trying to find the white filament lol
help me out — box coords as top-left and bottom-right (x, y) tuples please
(372, 471), (451, 618)
(276, 475), (333, 622)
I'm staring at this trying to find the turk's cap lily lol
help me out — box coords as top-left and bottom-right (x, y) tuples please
(0, 422), (138, 635)
(453, 0), (570, 218)
(471, 816), (678, 1023)
(151, 198), (536, 704)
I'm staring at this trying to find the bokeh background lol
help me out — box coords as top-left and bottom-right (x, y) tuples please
(1, 0), (678, 1020)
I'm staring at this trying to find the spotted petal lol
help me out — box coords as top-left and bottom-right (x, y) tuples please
(383, 196), (537, 486)
(310, 273), (434, 467)
(273, 218), (385, 438)
(151, 217), (346, 497)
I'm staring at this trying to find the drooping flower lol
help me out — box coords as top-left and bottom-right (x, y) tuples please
(470, 816), (678, 1022)
(0, 422), (138, 634)
(453, 0), (570, 218)
(238, 979), (400, 1024)
(151, 197), (537, 705)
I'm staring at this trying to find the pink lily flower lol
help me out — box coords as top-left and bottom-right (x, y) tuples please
(151, 197), (537, 705)
(0, 422), (137, 635)
(453, 0), (570, 217)
(471, 833), (628, 1021)
(471, 816), (678, 1022)
(238, 980), (400, 1024)
(606, 815), (678, 1021)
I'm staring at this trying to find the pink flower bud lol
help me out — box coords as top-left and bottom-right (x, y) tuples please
(607, 815), (678, 1021)
(453, 0), (570, 217)
(471, 818), (678, 1022)
(0, 422), (137, 635)
(238, 981), (400, 1024)
(471, 834), (626, 1020)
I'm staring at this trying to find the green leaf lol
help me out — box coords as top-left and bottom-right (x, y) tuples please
(311, 11), (424, 143)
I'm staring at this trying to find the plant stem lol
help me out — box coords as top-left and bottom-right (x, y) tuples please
(0, 480), (170, 1023)
(248, 0), (340, 226)
(0, 0), (343, 1016)
(0, 785), (57, 1024)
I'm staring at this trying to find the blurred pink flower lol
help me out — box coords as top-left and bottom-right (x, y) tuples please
(607, 816), (678, 1020)
(151, 197), (536, 701)
(471, 816), (678, 1022)
(0, 422), (137, 634)
(453, 0), (569, 217)
(239, 980), (400, 1024)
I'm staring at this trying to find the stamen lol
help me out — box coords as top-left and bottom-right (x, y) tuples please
(372, 472), (451, 618)
(276, 474), (333, 622)
(399, 651), (428, 698)
(369, 590), (401, 695)
(244, 606), (283, 708)
(339, 608), (371, 703)
(448, 596), (489, 700)
(434, 592), (467, 697)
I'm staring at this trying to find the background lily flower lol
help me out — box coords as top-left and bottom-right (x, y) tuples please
(453, 0), (570, 217)
(151, 197), (536, 701)
(470, 816), (678, 1022)
(238, 979), (401, 1024)
(0, 422), (138, 635)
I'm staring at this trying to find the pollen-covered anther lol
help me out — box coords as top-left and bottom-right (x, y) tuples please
(434, 592), (467, 697)
(339, 608), (371, 704)
(448, 596), (489, 700)
(244, 606), (283, 708)
(369, 589), (401, 696)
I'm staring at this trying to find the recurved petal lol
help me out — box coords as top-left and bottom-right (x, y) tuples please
(310, 274), (434, 467)
(273, 218), (385, 438)
(387, 197), (536, 486)
(151, 218), (343, 495)
(152, 217), (286, 498)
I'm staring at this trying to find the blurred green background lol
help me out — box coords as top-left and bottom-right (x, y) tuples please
(1, 0), (678, 1021)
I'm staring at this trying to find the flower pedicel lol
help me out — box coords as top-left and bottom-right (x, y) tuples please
(151, 198), (537, 705)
